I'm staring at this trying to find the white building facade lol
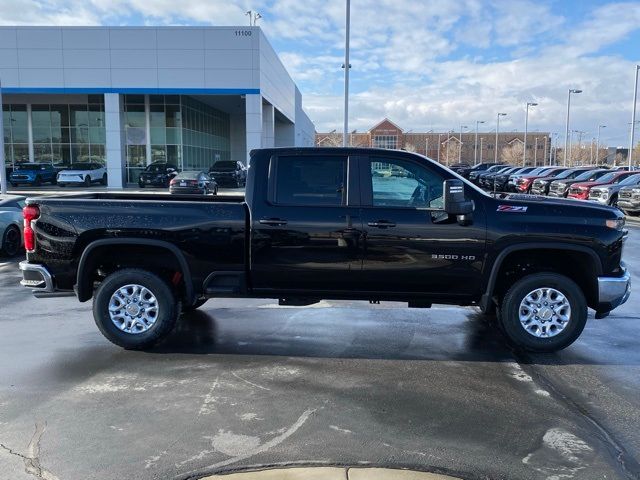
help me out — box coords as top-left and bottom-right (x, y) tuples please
(0, 26), (315, 187)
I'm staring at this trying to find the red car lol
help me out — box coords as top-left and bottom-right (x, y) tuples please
(567, 171), (636, 200)
(515, 167), (566, 193)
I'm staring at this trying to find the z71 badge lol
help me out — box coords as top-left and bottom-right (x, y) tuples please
(497, 205), (528, 212)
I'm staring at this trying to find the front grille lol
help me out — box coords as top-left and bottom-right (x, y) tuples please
(590, 191), (601, 198)
(620, 191), (632, 199)
(569, 188), (581, 195)
(12, 175), (29, 180)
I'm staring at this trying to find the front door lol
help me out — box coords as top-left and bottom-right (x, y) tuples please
(250, 153), (363, 293)
(358, 155), (486, 298)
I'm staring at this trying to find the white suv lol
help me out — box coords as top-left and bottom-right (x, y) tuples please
(57, 163), (107, 187)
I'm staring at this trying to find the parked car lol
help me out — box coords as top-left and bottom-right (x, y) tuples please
(567, 171), (636, 201)
(618, 183), (640, 215)
(448, 163), (471, 174)
(514, 167), (566, 194)
(138, 162), (179, 188)
(456, 162), (499, 179)
(476, 166), (511, 187)
(468, 164), (505, 184)
(169, 171), (217, 195)
(506, 166), (549, 192)
(57, 163), (107, 187)
(548, 169), (611, 198)
(480, 166), (519, 190)
(0, 195), (26, 256)
(530, 167), (593, 196)
(589, 173), (640, 207)
(492, 167), (535, 192)
(19, 147), (629, 353)
(208, 161), (247, 188)
(9, 163), (57, 187)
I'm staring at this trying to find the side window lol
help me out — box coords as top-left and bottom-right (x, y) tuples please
(370, 157), (444, 209)
(275, 156), (347, 206)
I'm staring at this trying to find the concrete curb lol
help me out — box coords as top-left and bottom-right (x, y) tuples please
(202, 467), (462, 480)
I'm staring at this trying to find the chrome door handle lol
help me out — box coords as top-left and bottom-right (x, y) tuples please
(367, 220), (396, 228)
(259, 218), (288, 226)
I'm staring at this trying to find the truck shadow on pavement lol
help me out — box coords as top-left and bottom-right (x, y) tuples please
(150, 309), (520, 363)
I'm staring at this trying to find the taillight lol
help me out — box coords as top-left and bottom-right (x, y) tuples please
(23, 205), (40, 252)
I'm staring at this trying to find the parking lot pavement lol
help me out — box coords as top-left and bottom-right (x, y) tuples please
(0, 229), (639, 480)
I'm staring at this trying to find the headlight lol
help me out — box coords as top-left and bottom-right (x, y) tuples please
(606, 218), (625, 230)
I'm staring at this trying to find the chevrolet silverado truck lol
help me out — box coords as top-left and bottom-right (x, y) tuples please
(19, 147), (630, 352)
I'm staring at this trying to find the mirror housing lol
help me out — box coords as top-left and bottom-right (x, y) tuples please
(443, 179), (474, 225)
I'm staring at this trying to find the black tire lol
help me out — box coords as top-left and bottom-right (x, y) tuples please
(138, 182), (145, 188)
(101, 173), (107, 185)
(33, 176), (41, 187)
(50, 178), (57, 185)
(608, 195), (618, 208)
(84, 176), (91, 187)
(59, 183), (65, 188)
(182, 298), (207, 312)
(213, 186), (218, 195)
(499, 273), (587, 353)
(93, 268), (180, 350)
(1, 225), (21, 257)
(10, 182), (17, 188)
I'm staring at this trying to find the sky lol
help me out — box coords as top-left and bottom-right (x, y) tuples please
(1, 0), (640, 146)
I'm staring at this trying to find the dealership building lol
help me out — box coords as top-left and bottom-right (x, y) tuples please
(0, 26), (315, 187)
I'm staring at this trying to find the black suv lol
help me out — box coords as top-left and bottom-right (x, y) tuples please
(138, 162), (179, 188)
(208, 161), (247, 188)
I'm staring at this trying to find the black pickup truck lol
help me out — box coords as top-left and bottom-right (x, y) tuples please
(19, 147), (630, 352)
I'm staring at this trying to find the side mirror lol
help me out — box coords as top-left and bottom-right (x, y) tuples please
(443, 179), (474, 225)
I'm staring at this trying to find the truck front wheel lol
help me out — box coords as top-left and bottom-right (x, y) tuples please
(499, 273), (587, 353)
(93, 269), (180, 350)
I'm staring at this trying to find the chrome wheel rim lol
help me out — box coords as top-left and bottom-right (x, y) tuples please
(519, 287), (571, 338)
(108, 284), (159, 334)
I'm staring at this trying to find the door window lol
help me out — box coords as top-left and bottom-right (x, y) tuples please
(369, 157), (445, 209)
(275, 156), (347, 206)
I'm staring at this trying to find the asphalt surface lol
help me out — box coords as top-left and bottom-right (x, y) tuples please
(0, 228), (639, 480)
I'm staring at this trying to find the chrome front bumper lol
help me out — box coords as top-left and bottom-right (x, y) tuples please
(597, 266), (631, 312)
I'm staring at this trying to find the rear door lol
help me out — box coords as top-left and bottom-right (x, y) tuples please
(358, 154), (486, 298)
(250, 152), (363, 293)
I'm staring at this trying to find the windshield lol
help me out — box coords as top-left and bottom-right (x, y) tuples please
(553, 169), (582, 179)
(596, 172), (619, 183)
(67, 163), (93, 170)
(574, 169), (604, 181)
(211, 161), (236, 171)
(175, 171), (200, 180)
(619, 174), (640, 185)
(16, 164), (45, 170)
(146, 163), (167, 173)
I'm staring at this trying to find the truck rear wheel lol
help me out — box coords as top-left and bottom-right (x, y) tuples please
(93, 268), (180, 350)
(499, 273), (587, 353)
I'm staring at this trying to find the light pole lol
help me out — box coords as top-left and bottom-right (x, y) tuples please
(534, 137), (539, 166)
(0, 77), (6, 194)
(564, 88), (582, 166)
(495, 113), (507, 163)
(459, 125), (467, 163)
(437, 133), (442, 164)
(479, 138), (484, 163)
(523, 102), (537, 166)
(596, 125), (606, 164)
(629, 64), (639, 169)
(342, 0), (351, 147)
(474, 120), (485, 165)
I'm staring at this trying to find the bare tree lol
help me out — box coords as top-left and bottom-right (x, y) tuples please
(316, 132), (343, 147)
(404, 142), (417, 153)
(500, 143), (524, 165)
(442, 140), (460, 165)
